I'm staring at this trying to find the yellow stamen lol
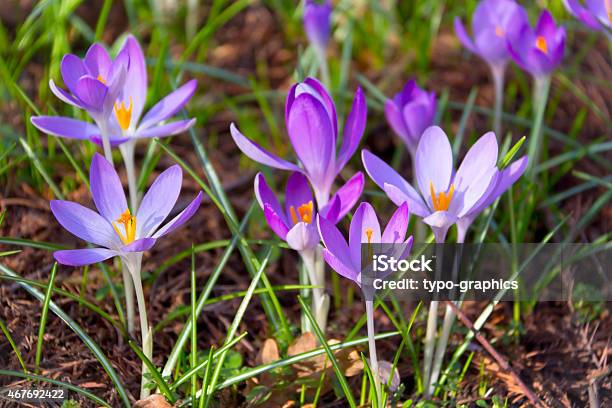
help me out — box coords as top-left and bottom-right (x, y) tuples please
(495, 26), (504, 37)
(535, 36), (548, 54)
(365, 228), (373, 244)
(289, 201), (314, 225)
(429, 182), (455, 212)
(112, 209), (137, 245)
(97, 74), (106, 85)
(114, 97), (133, 131)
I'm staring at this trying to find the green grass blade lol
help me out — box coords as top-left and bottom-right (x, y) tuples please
(94, 0), (112, 41)
(19, 137), (63, 199)
(0, 237), (65, 250)
(35, 262), (58, 372)
(203, 247), (272, 406)
(216, 331), (399, 389)
(0, 274), (126, 336)
(190, 245), (198, 403)
(453, 86), (478, 156)
(161, 203), (255, 378)
(0, 264), (131, 407)
(128, 339), (176, 403)
(158, 139), (290, 341)
(0, 318), (28, 373)
(298, 296), (357, 408)
(170, 332), (247, 390)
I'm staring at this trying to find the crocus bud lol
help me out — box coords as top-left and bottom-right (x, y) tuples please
(303, 0), (332, 54)
(384, 79), (436, 156)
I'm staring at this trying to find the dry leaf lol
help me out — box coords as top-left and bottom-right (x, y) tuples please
(259, 338), (280, 365)
(133, 394), (173, 408)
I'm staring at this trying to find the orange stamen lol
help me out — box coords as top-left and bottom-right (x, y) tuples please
(114, 97), (133, 131)
(429, 182), (455, 212)
(289, 201), (314, 225)
(495, 26), (504, 37)
(112, 209), (137, 245)
(97, 74), (106, 85)
(535, 36), (548, 54)
(365, 228), (373, 244)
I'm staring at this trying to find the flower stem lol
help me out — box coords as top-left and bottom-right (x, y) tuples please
(427, 237), (464, 396)
(422, 300), (438, 395)
(120, 259), (136, 335)
(527, 75), (551, 179)
(98, 120), (114, 166)
(126, 254), (151, 399)
(490, 64), (506, 139)
(300, 248), (328, 331)
(365, 299), (382, 405)
(422, 239), (445, 397)
(316, 47), (331, 90)
(119, 141), (139, 212)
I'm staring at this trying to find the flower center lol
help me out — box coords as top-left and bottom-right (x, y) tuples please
(535, 36), (548, 54)
(112, 209), (137, 245)
(97, 74), (106, 85)
(289, 201), (314, 225)
(495, 26), (504, 37)
(114, 97), (133, 131)
(429, 182), (455, 212)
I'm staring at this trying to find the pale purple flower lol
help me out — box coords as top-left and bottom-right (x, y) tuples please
(508, 10), (566, 78)
(362, 126), (528, 242)
(317, 202), (413, 286)
(231, 77), (366, 206)
(564, 0), (612, 35)
(384, 79), (437, 156)
(51, 153), (203, 266)
(255, 171), (364, 251)
(304, 0), (332, 54)
(32, 35), (197, 147)
(454, 0), (528, 68)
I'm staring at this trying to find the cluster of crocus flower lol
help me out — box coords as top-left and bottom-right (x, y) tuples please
(363, 126), (527, 396)
(232, 76), (367, 330)
(454, 0), (528, 136)
(456, 0), (565, 177)
(33, 35), (198, 400)
(32, 35), (197, 209)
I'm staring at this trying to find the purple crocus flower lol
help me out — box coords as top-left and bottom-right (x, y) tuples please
(255, 171), (364, 251)
(51, 153), (203, 266)
(454, 0), (528, 68)
(362, 126), (528, 242)
(384, 79), (437, 156)
(508, 10), (566, 78)
(32, 35), (197, 147)
(303, 0), (332, 54)
(231, 77), (366, 206)
(564, 0), (612, 36)
(317, 202), (413, 286)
